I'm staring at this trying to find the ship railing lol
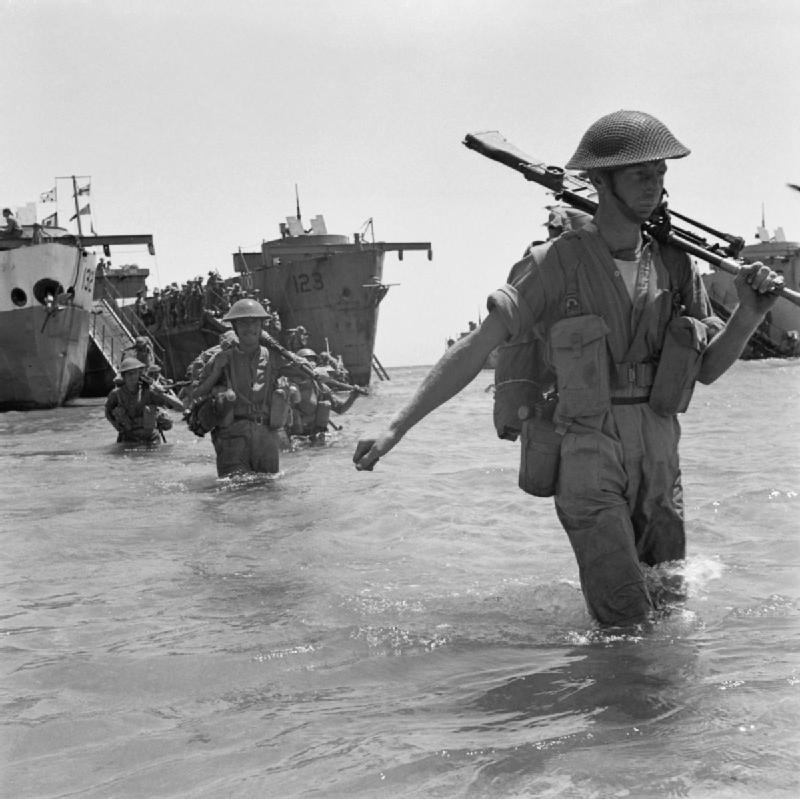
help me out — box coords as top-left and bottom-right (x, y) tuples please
(372, 242), (433, 261)
(89, 294), (144, 371)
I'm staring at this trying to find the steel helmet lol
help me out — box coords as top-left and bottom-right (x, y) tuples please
(296, 348), (317, 359)
(223, 298), (269, 321)
(565, 110), (690, 170)
(119, 356), (146, 373)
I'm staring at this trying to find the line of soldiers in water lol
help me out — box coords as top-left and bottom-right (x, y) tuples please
(104, 300), (364, 476)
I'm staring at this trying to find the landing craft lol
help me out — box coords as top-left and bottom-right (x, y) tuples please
(0, 177), (154, 410)
(148, 213), (432, 387)
(229, 213), (431, 386)
(702, 223), (800, 358)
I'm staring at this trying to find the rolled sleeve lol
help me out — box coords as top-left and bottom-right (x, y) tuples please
(487, 285), (520, 339)
(487, 282), (538, 341)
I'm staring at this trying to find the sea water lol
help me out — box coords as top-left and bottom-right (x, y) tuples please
(1, 360), (798, 798)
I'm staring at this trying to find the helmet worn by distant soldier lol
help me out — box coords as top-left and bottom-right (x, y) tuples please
(119, 356), (146, 373)
(223, 298), (270, 320)
(565, 109), (690, 171)
(296, 348), (317, 360)
(545, 205), (592, 233)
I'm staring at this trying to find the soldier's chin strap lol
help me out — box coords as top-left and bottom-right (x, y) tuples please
(604, 169), (659, 225)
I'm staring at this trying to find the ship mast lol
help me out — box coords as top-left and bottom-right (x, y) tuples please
(71, 175), (83, 237)
(56, 174), (91, 237)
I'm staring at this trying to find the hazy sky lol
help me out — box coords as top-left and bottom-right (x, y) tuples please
(3, 0), (799, 366)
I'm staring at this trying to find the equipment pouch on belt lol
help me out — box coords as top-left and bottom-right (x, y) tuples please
(269, 387), (290, 430)
(518, 400), (563, 497)
(141, 405), (156, 435)
(314, 399), (332, 432)
(185, 396), (222, 437)
(156, 412), (173, 432)
(548, 314), (610, 419)
(649, 316), (708, 416)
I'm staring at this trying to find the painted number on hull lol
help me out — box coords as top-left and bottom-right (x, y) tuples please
(291, 272), (324, 294)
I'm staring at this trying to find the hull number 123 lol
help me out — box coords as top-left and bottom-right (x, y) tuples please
(291, 272), (324, 294)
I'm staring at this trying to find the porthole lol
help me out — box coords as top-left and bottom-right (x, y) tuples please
(11, 288), (27, 307)
(33, 278), (65, 305)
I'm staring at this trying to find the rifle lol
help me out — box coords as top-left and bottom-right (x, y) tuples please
(259, 331), (368, 394)
(463, 130), (800, 309)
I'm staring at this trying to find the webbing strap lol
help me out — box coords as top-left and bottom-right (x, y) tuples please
(561, 237), (585, 318)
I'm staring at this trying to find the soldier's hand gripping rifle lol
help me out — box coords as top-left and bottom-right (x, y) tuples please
(463, 130), (800, 309)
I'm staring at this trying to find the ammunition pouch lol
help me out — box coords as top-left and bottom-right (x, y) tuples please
(649, 316), (708, 416)
(548, 314), (610, 420)
(269, 388), (290, 430)
(214, 392), (236, 429)
(112, 406), (132, 431)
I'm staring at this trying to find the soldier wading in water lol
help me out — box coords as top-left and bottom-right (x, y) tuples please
(105, 356), (183, 444)
(354, 110), (782, 627)
(192, 299), (289, 477)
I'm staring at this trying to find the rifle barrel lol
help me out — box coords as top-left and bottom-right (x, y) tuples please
(463, 130), (800, 309)
(259, 331), (364, 392)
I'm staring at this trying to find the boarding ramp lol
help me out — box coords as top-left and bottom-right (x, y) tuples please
(89, 282), (165, 372)
(89, 298), (137, 371)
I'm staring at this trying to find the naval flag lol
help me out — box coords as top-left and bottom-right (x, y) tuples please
(42, 212), (59, 227)
(39, 187), (57, 203)
(69, 203), (91, 221)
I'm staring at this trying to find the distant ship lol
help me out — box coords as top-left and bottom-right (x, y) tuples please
(0, 226), (97, 409)
(702, 224), (800, 358)
(225, 213), (431, 386)
(0, 178), (154, 410)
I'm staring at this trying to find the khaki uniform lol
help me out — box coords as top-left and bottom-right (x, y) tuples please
(489, 225), (719, 624)
(200, 345), (280, 476)
(105, 383), (172, 444)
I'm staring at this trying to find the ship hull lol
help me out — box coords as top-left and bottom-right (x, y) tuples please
(151, 314), (224, 383)
(246, 237), (387, 386)
(0, 243), (96, 410)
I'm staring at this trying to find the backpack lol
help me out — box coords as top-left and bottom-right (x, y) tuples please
(492, 242), (555, 441)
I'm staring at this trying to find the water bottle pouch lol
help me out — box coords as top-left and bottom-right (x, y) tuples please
(518, 417), (563, 497)
(314, 400), (332, 431)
